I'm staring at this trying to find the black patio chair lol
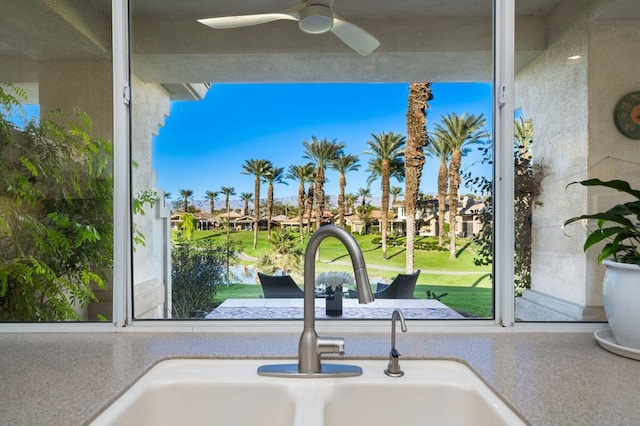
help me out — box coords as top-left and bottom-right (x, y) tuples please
(258, 272), (305, 298)
(348, 270), (420, 299)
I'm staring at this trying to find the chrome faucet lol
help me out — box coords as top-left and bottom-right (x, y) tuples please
(258, 225), (374, 377)
(384, 309), (407, 377)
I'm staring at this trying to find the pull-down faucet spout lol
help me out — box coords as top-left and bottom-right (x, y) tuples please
(258, 225), (374, 378)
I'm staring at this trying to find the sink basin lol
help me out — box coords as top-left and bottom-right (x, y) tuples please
(91, 359), (525, 426)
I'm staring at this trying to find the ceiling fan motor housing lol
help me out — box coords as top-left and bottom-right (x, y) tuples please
(299, 4), (333, 34)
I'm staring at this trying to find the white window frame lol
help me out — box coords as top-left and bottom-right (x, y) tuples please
(0, 0), (603, 333)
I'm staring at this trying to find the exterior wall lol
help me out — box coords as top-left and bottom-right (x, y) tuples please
(585, 21), (640, 305)
(517, 21), (640, 310)
(516, 25), (590, 307)
(131, 76), (172, 319)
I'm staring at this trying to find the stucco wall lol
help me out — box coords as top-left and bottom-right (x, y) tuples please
(516, 20), (640, 312)
(584, 21), (640, 306)
(131, 76), (172, 318)
(516, 25), (590, 306)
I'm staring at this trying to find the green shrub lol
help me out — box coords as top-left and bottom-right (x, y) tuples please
(171, 237), (239, 318)
(0, 84), (113, 320)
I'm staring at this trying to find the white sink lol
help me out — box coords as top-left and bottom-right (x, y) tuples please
(91, 359), (525, 426)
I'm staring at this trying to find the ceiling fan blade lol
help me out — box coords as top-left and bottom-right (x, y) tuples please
(331, 16), (380, 56)
(198, 4), (304, 29)
(198, 13), (297, 29)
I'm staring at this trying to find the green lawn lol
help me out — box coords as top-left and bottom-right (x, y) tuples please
(191, 229), (493, 318)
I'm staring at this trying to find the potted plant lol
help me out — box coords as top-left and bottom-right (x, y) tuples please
(564, 178), (640, 349)
(315, 271), (354, 317)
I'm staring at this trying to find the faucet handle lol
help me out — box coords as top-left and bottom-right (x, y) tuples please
(317, 336), (345, 355)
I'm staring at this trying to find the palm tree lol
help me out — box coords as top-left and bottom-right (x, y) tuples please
(302, 136), (344, 230)
(305, 180), (314, 236)
(404, 82), (432, 273)
(426, 134), (452, 246)
(241, 158), (272, 249)
(287, 163), (315, 243)
(390, 186), (403, 206)
(264, 165), (287, 240)
(220, 186), (236, 221)
(239, 192), (253, 215)
(357, 187), (372, 208)
(329, 153), (360, 228)
(434, 112), (488, 259)
(514, 117), (533, 160)
(178, 189), (193, 212)
(204, 190), (219, 215)
(345, 193), (357, 215)
(365, 131), (406, 259)
(257, 228), (303, 275)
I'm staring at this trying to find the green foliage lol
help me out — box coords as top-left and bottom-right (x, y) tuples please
(132, 189), (158, 247)
(171, 237), (239, 318)
(0, 84), (113, 320)
(180, 213), (198, 241)
(564, 179), (640, 265)
(463, 119), (542, 295)
(371, 235), (448, 251)
(257, 228), (303, 274)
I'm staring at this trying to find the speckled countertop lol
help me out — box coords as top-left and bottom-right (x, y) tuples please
(1, 330), (639, 425)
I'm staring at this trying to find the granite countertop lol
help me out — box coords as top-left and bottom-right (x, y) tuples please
(1, 330), (639, 425)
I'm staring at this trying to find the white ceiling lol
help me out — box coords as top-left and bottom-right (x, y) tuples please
(0, 0), (638, 86)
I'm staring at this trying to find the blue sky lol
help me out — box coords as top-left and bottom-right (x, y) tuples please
(152, 82), (493, 204)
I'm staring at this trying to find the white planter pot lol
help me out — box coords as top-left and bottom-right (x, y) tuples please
(603, 260), (640, 350)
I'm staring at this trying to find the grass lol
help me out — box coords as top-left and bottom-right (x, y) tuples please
(188, 229), (489, 272)
(193, 228), (493, 318)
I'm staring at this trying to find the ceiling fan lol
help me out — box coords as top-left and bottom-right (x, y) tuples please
(197, 0), (380, 56)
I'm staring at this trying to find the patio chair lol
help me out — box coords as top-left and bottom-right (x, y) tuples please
(258, 272), (305, 298)
(348, 270), (420, 299)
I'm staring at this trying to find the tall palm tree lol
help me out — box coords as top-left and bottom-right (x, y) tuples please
(329, 153), (360, 228)
(365, 131), (406, 259)
(241, 158), (272, 249)
(426, 134), (452, 246)
(305, 179), (314, 236)
(302, 136), (344, 230)
(287, 163), (315, 243)
(239, 192), (253, 215)
(433, 112), (488, 259)
(204, 190), (219, 215)
(178, 189), (193, 212)
(404, 82), (432, 273)
(220, 186), (236, 221)
(264, 165), (287, 240)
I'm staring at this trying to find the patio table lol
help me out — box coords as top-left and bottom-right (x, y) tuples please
(205, 298), (464, 320)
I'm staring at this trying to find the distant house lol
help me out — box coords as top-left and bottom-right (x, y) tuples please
(385, 197), (484, 238)
(170, 212), (214, 230)
(340, 211), (379, 234)
(277, 215), (310, 229)
(453, 197), (486, 237)
(392, 199), (439, 236)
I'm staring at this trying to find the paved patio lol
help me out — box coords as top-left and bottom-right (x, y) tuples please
(205, 298), (464, 320)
